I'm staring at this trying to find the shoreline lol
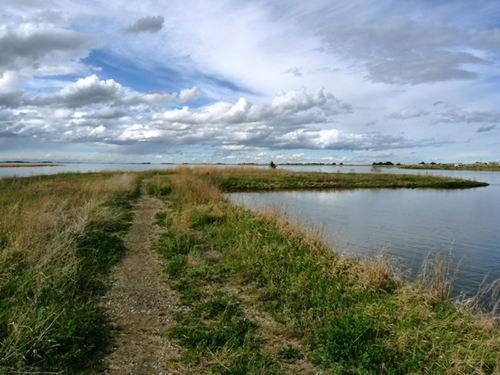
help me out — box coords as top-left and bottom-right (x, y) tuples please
(0, 163), (61, 168)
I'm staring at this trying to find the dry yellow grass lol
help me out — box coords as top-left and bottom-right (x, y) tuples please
(0, 173), (137, 370)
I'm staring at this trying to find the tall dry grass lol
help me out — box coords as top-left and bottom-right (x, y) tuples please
(0, 173), (136, 371)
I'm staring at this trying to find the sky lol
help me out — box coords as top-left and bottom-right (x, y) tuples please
(1, 0), (499, 164)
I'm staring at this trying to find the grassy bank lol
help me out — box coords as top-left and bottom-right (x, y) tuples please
(147, 169), (499, 374)
(179, 166), (489, 191)
(0, 172), (140, 374)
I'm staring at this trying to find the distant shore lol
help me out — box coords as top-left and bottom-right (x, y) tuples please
(400, 164), (500, 171)
(0, 163), (61, 168)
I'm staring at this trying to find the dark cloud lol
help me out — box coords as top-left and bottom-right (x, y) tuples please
(433, 109), (500, 124)
(476, 125), (496, 133)
(85, 108), (129, 119)
(0, 24), (97, 70)
(125, 16), (164, 33)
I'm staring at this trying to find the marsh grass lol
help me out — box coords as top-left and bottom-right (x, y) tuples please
(0, 172), (140, 374)
(193, 166), (489, 191)
(150, 169), (500, 374)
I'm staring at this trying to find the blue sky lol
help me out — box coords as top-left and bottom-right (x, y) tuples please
(1, 0), (499, 164)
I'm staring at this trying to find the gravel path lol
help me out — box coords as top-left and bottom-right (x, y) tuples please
(100, 192), (181, 374)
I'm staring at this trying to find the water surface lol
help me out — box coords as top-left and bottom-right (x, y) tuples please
(227, 171), (500, 301)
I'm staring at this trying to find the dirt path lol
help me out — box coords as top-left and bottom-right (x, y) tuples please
(100, 192), (181, 374)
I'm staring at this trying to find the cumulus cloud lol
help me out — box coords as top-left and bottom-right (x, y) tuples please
(125, 16), (164, 33)
(0, 71), (25, 107)
(154, 87), (350, 126)
(0, 22), (97, 72)
(26, 75), (123, 107)
(1, 81), (451, 158)
(320, 16), (489, 84)
(24, 75), (200, 108)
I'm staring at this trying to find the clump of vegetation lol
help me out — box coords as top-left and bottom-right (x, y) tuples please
(194, 166), (488, 192)
(149, 168), (499, 374)
(0, 172), (140, 374)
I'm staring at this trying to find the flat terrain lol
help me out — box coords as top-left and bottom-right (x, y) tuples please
(0, 163), (59, 167)
(1, 169), (498, 374)
(101, 192), (181, 374)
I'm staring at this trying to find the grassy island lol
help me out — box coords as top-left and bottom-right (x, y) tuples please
(0, 168), (497, 374)
(193, 166), (489, 191)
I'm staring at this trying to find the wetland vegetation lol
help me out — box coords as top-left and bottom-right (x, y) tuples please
(194, 166), (489, 192)
(0, 172), (140, 373)
(0, 167), (497, 374)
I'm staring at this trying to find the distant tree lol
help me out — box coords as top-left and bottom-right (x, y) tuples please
(270, 161), (277, 169)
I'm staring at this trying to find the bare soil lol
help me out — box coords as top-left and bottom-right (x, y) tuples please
(100, 193), (182, 374)
(99, 188), (319, 374)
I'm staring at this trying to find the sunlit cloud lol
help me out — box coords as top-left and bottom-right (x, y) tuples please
(0, 0), (499, 163)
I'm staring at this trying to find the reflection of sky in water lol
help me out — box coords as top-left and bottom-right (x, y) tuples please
(227, 185), (500, 300)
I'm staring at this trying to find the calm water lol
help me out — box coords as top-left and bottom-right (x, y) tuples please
(2, 163), (499, 301)
(228, 167), (500, 301)
(0, 163), (182, 179)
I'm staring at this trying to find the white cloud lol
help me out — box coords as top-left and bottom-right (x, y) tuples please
(24, 75), (200, 108)
(1, 0), (499, 163)
(155, 88), (350, 126)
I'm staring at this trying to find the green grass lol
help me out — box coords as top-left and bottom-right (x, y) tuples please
(148, 171), (500, 374)
(0, 167), (495, 374)
(0, 173), (140, 374)
(198, 168), (489, 192)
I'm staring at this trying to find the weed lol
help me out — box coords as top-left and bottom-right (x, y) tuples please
(277, 345), (303, 361)
(154, 211), (169, 226)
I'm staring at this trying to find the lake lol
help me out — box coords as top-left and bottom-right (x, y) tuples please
(2, 163), (499, 304)
(227, 166), (500, 304)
